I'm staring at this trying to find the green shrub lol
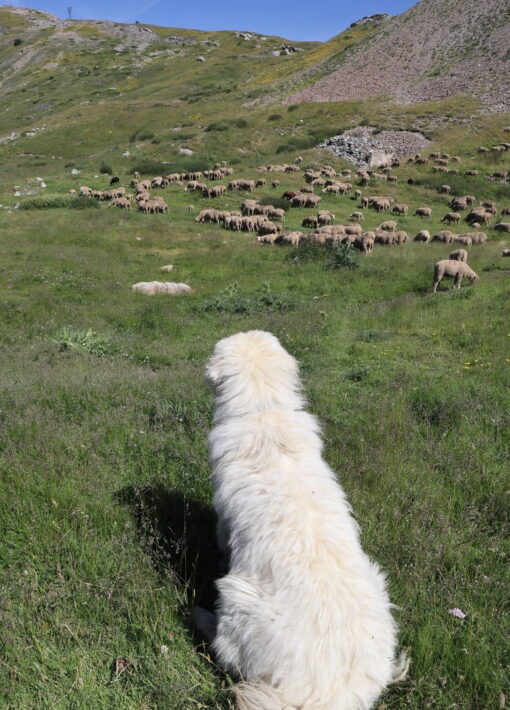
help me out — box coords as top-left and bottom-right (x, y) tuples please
(205, 121), (230, 132)
(19, 195), (72, 210)
(234, 118), (248, 128)
(326, 242), (359, 270)
(268, 114), (282, 121)
(288, 239), (328, 262)
(99, 161), (112, 175)
(197, 281), (295, 315)
(288, 241), (359, 269)
(13, 38), (22, 46)
(287, 105), (299, 112)
(53, 327), (117, 357)
(138, 131), (155, 141)
(69, 196), (100, 209)
(258, 197), (289, 211)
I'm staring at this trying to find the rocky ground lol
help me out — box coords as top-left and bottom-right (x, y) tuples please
(288, 0), (510, 112)
(319, 127), (431, 168)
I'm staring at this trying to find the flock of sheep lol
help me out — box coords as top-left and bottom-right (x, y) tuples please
(70, 138), (509, 293)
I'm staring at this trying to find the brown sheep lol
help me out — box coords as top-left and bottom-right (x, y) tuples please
(349, 211), (364, 222)
(353, 234), (374, 253)
(432, 260), (479, 292)
(344, 224), (363, 236)
(501, 207), (510, 216)
(379, 220), (397, 231)
(290, 194), (307, 208)
(258, 221), (282, 236)
(394, 231), (408, 245)
(465, 232), (487, 244)
(275, 231), (302, 246)
(271, 180), (280, 188)
(453, 235), (472, 247)
(414, 230), (430, 243)
(449, 197), (468, 211)
(302, 216), (319, 229)
(392, 204), (408, 215)
(414, 207), (432, 218)
(375, 231), (396, 245)
(449, 249), (468, 262)
(255, 179), (267, 187)
(441, 212), (461, 225)
(431, 230), (453, 244)
(440, 185), (451, 194)
(495, 223), (510, 233)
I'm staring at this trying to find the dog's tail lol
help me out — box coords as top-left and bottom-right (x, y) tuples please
(233, 681), (298, 710)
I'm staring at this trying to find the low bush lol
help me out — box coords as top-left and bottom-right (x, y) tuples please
(53, 327), (117, 357)
(205, 121), (230, 132)
(326, 242), (359, 270)
(69, 196), (100, 209)
(268, 114), (282, 121)
(258, 196), (289, 211)
(288, 240), (358, 269)
(19, 195), (72, 209)
(99, 161), (113, 175)
(197, 281), (295, 315)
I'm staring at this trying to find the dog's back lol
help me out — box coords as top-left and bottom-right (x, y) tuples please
(201, 331), (407, 710)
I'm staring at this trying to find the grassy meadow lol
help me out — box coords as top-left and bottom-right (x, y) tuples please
(1, 8), (510, 710)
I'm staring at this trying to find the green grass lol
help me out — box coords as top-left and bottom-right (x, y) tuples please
(0, 8), (509, 709)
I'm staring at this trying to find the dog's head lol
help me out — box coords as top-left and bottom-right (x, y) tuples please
(205, 330), (302, 413)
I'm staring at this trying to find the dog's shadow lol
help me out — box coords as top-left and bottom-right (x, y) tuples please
(116, 485), (219, 612)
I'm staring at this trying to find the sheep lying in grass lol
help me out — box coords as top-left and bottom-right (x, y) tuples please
(132, 282), (192, 295)
(449, 249), (468, 262)
(432, 260), (479, 292)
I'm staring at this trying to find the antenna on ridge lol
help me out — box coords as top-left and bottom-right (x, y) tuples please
(67, 7), (72, 19)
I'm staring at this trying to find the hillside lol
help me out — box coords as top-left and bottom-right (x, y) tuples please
(288, 0), (510, 112)
(1, 5), (510, 710)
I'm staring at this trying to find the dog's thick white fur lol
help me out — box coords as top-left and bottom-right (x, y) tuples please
(196, 330), (408, 710)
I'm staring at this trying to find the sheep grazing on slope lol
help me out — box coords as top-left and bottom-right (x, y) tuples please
(432, 261), (479, 293)
(449, 249), (468, 262)
(132, 282), (192, 296)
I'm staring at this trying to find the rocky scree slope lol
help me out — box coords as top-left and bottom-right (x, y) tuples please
(288, 0), (510, 112)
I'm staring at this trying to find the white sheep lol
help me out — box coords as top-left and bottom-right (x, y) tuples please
(132, 282), (192, 295)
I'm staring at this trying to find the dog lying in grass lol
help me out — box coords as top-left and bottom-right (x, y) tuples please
(194, 330), (408, 710)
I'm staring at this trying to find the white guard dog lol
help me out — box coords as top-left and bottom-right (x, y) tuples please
(195, 330), (408, 710)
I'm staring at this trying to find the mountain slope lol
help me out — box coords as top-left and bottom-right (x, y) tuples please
(288, 0), (510, 112)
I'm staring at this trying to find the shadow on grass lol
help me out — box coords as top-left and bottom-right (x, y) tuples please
(116, 485), (219, 612)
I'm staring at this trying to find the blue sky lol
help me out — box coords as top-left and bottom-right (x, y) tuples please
(12, 1), (417, 40)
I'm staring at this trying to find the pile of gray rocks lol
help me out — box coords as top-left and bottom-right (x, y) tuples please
(319, 126), (431, 169)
